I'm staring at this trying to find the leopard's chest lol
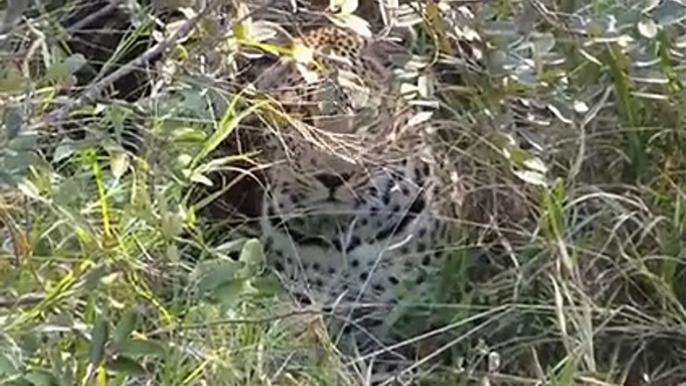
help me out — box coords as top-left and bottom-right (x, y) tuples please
(260, 193), (446, 307)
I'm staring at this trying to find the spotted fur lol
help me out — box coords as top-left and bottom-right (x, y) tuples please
(254, 25), (461, 384)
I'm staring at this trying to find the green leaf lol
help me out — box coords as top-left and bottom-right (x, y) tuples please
(171, 44), (189, 61)
(189, 171), (214, 186)
(2, 152), (35, 177)
(118, 339), (165, 357)
(23, 369), (57, 386)
(105, 105), (130, 135)
(166, 243), (180, 262)
(0, 352), (20, 377)
(239, 238), (265, 266)
(64, 54), (87, 75)
(214, 279), (249, 308)
(106, 355), (146, 376)
(511, 169), (548, 187)
(109, 151), (130, 179)
(172, 127), (208, 143)
(99, 272), (121, 286)
(551, 357), (576, 386)
(3, 105), (24, 139)
(213, 238), (249, 254)
(89, 314), (109, 366)
(53, 138), (76, 163)
(0, 66), (27, 93)
(542, 178), (567, 241)
(161, 208), (184, 239)
(176, 154), (193, 169)
(114, 309), (139, 345)
(0, 336), (23, 377)
(8, 131), (37, 152)
(251, 276), (287, 298)
(193, 259), (241, 294)
(16, 178), (44, 202)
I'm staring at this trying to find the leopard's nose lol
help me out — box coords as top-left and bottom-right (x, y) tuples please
(315, 173), (347, 190)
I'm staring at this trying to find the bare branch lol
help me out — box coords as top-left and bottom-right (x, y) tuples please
(0, 293), (45, 308)
(65, 1), (120, 33)
(45, 0), (224, 125)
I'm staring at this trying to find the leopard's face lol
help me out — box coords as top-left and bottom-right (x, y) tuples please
(255, 25), (452, 286)
(261, 146), (449, 315)
(264, 143), (435, 244)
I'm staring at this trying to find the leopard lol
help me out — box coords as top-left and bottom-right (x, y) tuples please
(252, 24), (463, 385)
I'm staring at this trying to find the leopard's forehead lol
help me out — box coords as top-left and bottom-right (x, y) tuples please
(300, 25), (367, 57)
(255, 27), (396, 116)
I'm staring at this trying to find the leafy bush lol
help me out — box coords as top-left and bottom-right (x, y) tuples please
(1, 0), (686, 385)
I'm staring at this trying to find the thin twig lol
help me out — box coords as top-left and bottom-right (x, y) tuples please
(65, 1), (120, 33)
(45, 0), (223, 125)
(0, 293), (46, 308)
